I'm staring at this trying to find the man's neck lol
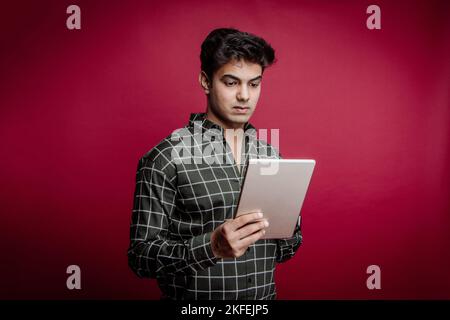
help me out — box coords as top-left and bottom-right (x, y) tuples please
(203, 110), (244, 171)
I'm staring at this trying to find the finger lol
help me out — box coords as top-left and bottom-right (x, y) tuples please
(238, 229), (266, 249)
(236, 219), (269, 240)
(231, 211), (264, 230)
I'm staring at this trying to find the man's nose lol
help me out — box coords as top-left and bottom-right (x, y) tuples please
(237, 84), (249, 102)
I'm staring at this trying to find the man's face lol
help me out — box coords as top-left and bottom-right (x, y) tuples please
(203, 59), (263, 129)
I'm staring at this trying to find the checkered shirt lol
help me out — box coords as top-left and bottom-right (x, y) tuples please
(128, 112), (302, 300)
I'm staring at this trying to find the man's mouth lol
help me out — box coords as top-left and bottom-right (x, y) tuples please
(233, 106), (249, 114)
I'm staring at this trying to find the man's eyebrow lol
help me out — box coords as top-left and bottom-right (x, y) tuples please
(220, 74), (262, 82)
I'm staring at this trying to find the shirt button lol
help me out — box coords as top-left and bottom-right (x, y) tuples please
(247, 247), (251, 253)
(248, 278), (252, 283)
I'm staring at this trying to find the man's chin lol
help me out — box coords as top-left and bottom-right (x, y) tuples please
(227, 115), (250, 126)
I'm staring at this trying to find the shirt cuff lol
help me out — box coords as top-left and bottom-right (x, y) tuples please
(187, 232), (218, 272)
(280, 233), (301, 246)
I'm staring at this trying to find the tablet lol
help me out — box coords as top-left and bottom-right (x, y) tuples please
(235, 159), (316, 239)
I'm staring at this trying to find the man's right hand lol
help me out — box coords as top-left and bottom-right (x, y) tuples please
(210, 211), (269, 259)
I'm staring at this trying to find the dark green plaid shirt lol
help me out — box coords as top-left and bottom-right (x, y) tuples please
(128, 112), (302, 300)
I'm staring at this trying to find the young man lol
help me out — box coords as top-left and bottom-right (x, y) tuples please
(127, 28), (302, 300)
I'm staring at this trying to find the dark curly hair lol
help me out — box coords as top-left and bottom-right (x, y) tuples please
(200, 28), (276, 80)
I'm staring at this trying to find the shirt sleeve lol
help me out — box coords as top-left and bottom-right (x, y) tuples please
(275, 216), (303, 263)
(127, 157), (218, 278)
(273, 147), (303, 263)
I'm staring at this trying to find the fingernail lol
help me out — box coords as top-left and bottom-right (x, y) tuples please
(257, 212), (263, 218)
(264, 220), (269, 227)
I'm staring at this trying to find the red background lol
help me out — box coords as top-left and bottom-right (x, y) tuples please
(1, 0), (449, 299)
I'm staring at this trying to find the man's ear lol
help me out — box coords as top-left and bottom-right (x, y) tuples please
(199, 71), (211, 94)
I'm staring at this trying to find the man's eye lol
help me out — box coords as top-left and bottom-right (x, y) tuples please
(225, 81), (237, 86)
(250, 82), (260, 88)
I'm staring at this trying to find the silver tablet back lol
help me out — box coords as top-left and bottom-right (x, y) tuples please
(235, 159), (316, 239)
